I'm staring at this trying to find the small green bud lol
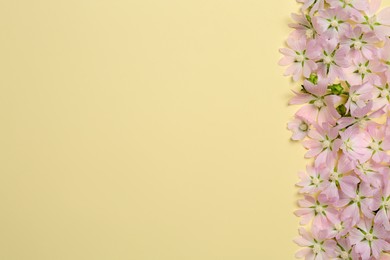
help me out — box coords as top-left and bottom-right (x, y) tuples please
(336, 104), (347, 116)
(308, 73), (318, 84)
(329, 83), (344, 95)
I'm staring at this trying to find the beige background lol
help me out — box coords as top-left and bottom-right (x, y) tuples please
(2, 0), (388, 259)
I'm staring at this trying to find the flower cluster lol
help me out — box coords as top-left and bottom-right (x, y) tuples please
(280, 0), (390, 259)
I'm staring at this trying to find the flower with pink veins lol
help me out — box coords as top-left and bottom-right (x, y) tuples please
(364, 122), (390, 163)
(279, 36), (320, 81)
(314, 8), (351, 39)
(289, 12), (317, 39)
(341, 27), (378, 60)
(337, 101), (386, 129)
(324, 212), (353, 239)
(339, 124), (371, 162)
(349, 218), (390, 260)
(327, 0), (369, 16)
(334, 238), (358, 260)
(297, 165), (328, 194)
(290, 80), (341, 126)
(316, 38), (350, 84)
(288, 116), (310, 140)
(303, 123), (342, 167)
(338, 182), (380, 226)
(294, 227), (337, 259)
(380, 40), (390, 80)
(295, 195), (339, 228)
(354, 159), (383, 188)
(345, 56), (386, 85)
(354, 0), (390, 40)
(345, 82), (373, 114)
(375, 172), (390, 231)
(373, 82), (390, 111)
(320, 155), (360, 203)
(297, 0), (326, 15)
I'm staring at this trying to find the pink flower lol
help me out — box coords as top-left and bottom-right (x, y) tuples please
(341, 27), (378, 60)
(349, 219), (390, 259)
(320, 155), (360, 203)
(287, 116), (310, 140)
(297, 0), (326, 15)
(324, 213), (353, 239)
(316, 38), (350, 84)
(290, 80), (341, 126)
(314, 8), (351, 39)
(345, 82), (373, 114)
(333, 238), (359, 260)
(289, 12), (317, 39)
(303, 123), (342, 167)
(339, 124), (370, 162)
(294, 227), (337, 259)
(373, 82), (390, 111)
(345, 56), (387, 85)
(375, 172), (390, 231)
(295, 195), (338, 228)
(354, 159), (383, 188)
(364, 123), (390, 163)
(354, 0), (390, 40)
(338, 182), (380, 226)
(327, 0), (369, 16)
(297, 165), (328, 194)
(279, 36), (319, 81)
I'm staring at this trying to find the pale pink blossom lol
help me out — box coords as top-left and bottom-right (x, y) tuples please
(289, 12), (317, 39)
(345, 56), (386, 85)
(303, 123), (342, 167)
(297, 165), (328, 194)
(349, 219), (390, 259)
(288, 116), (310, 140)
(294, 227), (337, 259)
(316, 38), (350, 83)
(345, 82), (373, 114)
(338, 182), (380, 226)
(375, 172), (390, 231)
(314, 8), (351, 39)
(320, 155), (360, 203)
(353, 0), (390, 40)
(295, 195), (339, 228)
(279, 36), (320, 81)
(290, 81), (341, 125)
(341, 27), (378, 60)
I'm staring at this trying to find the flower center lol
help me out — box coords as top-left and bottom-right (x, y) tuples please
(313, 243), (322, 254)
(330, 171), (339, 182)
(314, 98), (325, 108)
(382, 200), (390, 209)
(358, 64), (368, 74)
(370, 141), (380, 152)
(365, 233), (374, 241)
(353, 195), (361, 203)
(335, 223), (343, 231)
(354, 40), (363, 50)
(315, 205), (325, 214)
(296, 54), (305, 62)
(312, 177), (320, 185)
(340, 251), (349, 259)
(323, 55), (333, 64)
(380, 88), (389, 98)
(330, 19), (339, 28)
(322, 139), (331, 149)
(306, 29), (314, 39)
(299, 123), (308, 131)
(351, 93), (359, 102)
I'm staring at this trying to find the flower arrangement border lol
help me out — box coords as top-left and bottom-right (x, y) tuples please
(279, 0), (390, 259)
